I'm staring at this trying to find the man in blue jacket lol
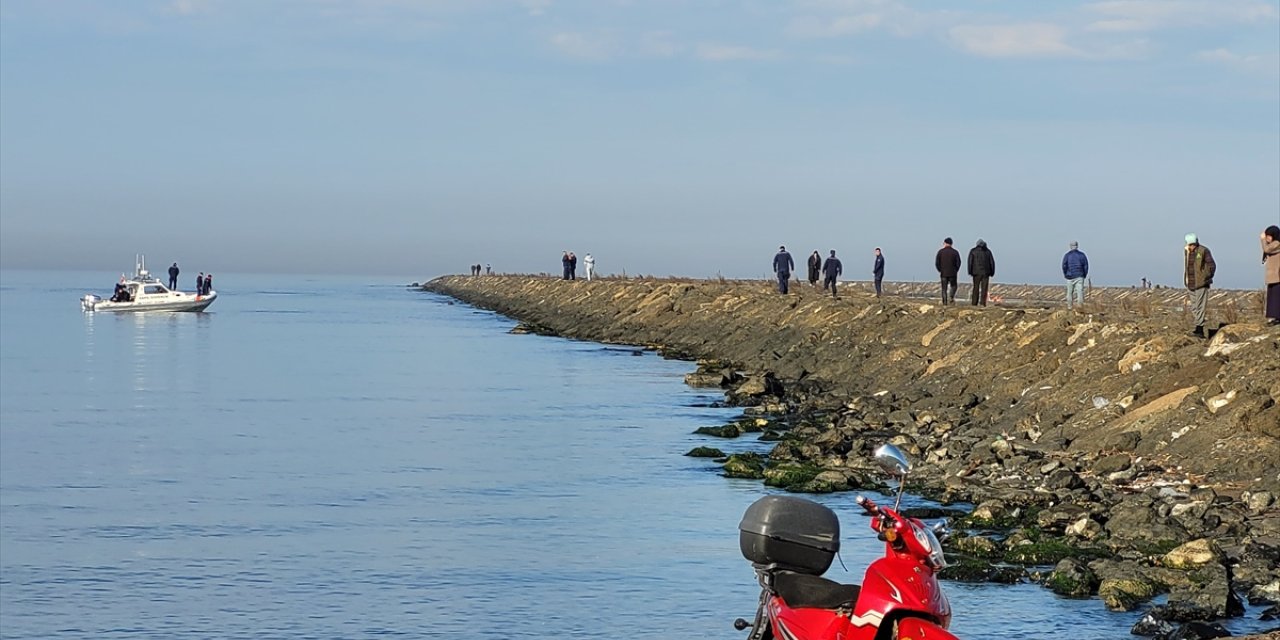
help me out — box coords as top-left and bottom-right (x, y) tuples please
(1062, 241), (1089, 309)
(872, 248), (885, 297)
(822, 250), (843, 299)
(773, 246), (794, 294)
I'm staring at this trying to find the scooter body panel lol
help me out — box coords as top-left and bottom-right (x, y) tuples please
(768, 597), (851, 640)
(856, 556), (951, 631)
(894, 617), (960, 640)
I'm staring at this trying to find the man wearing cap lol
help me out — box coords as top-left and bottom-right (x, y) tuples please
(1184, 233), (1216, 338)
(1062, 242), (1089, 310)
(935, 238), (961, 305)
(773, 245), (794, 294)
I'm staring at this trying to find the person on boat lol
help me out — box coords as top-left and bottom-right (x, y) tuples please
(196, 272), (205, 295)
(111, 282), (126, 302)
(168, 263), (180, 289)
(204, 274), (213, 295)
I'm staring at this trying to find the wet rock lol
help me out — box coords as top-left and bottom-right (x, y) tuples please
(763, 462), (822, 490)
(1165, 564), (1245, 620)
(1261, 604), (1280, 621)
(1163, 539), (1224, 570)
(1163, 621), (1231, 640)
(694, 424), (742, 438)
(938, 557), (1026, 583)
(1132, 611), (1176, 637)
(1098, 576), (1158, 611)
(1047, 558), (1098, 597)
(685, 446), (726, 458)
(723, 453), (765, 479)
(949, 534), (1002, 559)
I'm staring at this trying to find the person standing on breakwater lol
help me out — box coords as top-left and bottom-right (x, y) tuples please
(168, 262), (180, 290)
(569, 252), (578, 280)
(1184, 233), (1216, 338)
(807, 251), (822, 289)
(935, 238), (961, 305)
(1062, 241), (1089, 310)
(561, 252), (571, 280)
(773, 245), (794, 294)
(822, 250), (843, 299)
(485, 264), (491, 275)
(1261, 225), (1280, 325)
(967, 239), (995, 306)
(872, 248), (884, 297)
(584, 253), (595, 281)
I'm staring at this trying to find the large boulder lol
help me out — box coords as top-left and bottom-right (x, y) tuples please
(1047, 558), (1098, 597)
(1163, 539), (1224, 570)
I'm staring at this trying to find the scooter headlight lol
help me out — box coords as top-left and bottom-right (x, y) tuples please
(913, 524), (948, 570)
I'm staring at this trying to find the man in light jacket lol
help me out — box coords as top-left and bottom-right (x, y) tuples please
(1184, 233), (1216, 338)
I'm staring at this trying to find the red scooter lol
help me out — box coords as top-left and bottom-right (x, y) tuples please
(735, 444), (959, 640)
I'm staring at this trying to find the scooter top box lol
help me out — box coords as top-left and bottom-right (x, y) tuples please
(739, 495), (840, 575)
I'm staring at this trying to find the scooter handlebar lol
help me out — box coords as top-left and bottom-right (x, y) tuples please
(855, 495), (879, 514)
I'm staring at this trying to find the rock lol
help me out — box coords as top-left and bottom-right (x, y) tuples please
(763, 463), (822, 490)
(1261, 604), (1280, 621)
(1094, 453), (1133, 475)
(1204, 390), (1237, 414)
(1165, 622), (1231, 639)
(1043, 468), (1084, 490)
(1132, 611), (1176, 637)
(685, 446), (726, 458)
(1047, 558), (1098, 597)
(723, 453), (765, 479)
(1165, 564), (1245, 620)
(1244, 490), (1276, 512)
(1163, 539), (1224, 570)
(1066, 516), (1104, 541)
(694, 424), (742, 438)
(968, 500), (1010, 526)
(1098, 577), (1157, 611)
(949, 534), (1002, 559)
(684, 371), (726, 388)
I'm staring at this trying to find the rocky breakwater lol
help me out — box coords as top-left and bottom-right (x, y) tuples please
(422, 275), (1280, 636)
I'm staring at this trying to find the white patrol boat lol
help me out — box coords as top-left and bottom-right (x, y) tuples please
(81, 255), (217, 313)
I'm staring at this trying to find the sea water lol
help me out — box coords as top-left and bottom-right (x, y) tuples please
(1, 271), (1272, 639)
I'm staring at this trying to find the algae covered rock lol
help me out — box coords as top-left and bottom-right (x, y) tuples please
(723, 453), (765, 479)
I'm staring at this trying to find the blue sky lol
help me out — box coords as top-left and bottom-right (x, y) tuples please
(1, 0), (1277, 287)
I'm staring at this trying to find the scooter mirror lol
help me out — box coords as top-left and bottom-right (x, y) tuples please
(873, 444), (912, 478)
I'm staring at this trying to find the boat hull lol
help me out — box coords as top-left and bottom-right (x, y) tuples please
(83, 292), (217, 313)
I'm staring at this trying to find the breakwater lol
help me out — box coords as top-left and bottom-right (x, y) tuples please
(421, 274), (1280, 634)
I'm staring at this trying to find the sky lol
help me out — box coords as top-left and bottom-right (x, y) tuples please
(1, 0), (1277, 287)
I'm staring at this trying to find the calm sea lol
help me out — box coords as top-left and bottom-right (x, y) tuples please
(1, 270), (1272, 639)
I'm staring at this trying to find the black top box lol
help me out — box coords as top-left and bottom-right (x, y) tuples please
(739, 495), (840, 575)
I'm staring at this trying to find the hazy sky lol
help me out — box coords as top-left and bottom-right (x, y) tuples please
(1, 1), (1277, 287)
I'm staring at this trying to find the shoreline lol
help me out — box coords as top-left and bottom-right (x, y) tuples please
(420, 274), (1280, 636)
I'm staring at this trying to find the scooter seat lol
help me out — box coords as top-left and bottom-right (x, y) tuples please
(774, 571), (861, 610)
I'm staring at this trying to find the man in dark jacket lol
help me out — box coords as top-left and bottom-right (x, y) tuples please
(561, 252), (571, 280)
(168, 263), (180, 290)
(1062, 242), (1089, 309)
(967, 239), (995, 306)
(822, 250), (843, 299)
(773, 246), (794, 294)
(1184, 233), (1216, 337)
(196, 272), (205, 295)
(807, 251), (822, 289)
(935, 238), (961, 305)
(872, 248), (885, 297)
